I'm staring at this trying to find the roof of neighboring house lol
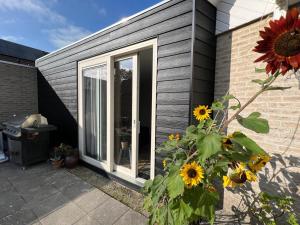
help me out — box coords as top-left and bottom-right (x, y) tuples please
(0, 39), (48, 62)
(208, 0), (300, 34)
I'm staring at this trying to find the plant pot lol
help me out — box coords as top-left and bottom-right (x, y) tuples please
(64, 155), (79, 169)
(121, 141), (129, 150)
(51, 159), (64, 169)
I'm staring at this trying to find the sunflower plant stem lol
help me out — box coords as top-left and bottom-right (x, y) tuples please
(220, 74), (279, 132)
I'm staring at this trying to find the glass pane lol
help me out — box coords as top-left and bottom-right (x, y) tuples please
(83, 64), (107, 161)
(114, 58), (133, 169)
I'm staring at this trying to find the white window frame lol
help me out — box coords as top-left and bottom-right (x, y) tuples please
(78, 38), (158, 182)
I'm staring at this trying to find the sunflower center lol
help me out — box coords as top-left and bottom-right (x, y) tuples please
(187, 169), (197, 178)
(199, 109), (206, 115)
(274, 30), (300, 57)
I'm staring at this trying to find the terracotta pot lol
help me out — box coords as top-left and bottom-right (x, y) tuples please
(65, 155), (79, 169)
(51, 159), (64, 169)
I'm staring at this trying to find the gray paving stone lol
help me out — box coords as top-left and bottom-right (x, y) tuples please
(113, 209), (147, 225)
(0, 191), (26, 219)
(0, 179), (13, 193)
(89, 197), (130, 225)
(73, 215), (103, 225)
(73, 188), (110, 213)
(18, 183), (59, 203)
(39, 202), (85, 225)
(0, 208), (38, 225)
(59, 180), (94, 200)
(23, 192), (70, 219)
(46, 170), (82, 190)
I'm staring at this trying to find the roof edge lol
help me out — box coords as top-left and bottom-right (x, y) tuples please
(36, 0), (172, 62)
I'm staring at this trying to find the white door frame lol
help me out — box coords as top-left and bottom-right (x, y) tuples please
(78, 39), (158, 181)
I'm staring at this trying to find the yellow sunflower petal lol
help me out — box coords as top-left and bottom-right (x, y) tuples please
(193, 105), (212, 121)
(245, 170), (257, 182)
(180, 162), (204, 187)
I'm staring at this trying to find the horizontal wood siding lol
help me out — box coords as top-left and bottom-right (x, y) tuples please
(191, 0), (216, 124)
(35, 0), (194, 153)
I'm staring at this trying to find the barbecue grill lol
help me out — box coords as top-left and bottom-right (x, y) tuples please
(3, 114), (56, 168)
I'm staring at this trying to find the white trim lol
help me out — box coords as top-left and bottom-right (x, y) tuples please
(150, 39), (158, 179)
(78, 39), (157, 183)
(36, 0), (171, 62)
(131, 54), (139, 178)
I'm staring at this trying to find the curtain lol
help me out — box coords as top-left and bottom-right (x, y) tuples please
(84, 65), (107, 161)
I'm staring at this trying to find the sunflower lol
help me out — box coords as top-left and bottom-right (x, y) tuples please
(193, 105), (212, 121)
(168, 134), (175, 141)
(180, 162), (204, 188)
(253, 8), (300, 75)
(168, 133), (180, 141)
(163, 160), (167, 169)
(248, 154), (271, 173)
(223, 163), (257, 188)
(222, 134), (234, 150)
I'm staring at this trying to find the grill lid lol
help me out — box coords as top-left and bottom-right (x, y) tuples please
(3, 114), (48, 128)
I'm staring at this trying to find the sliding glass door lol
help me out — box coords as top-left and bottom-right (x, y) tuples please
(113, 55), (139, 176)
(83, 65), (107, 161)
(78, 39), (158, 181)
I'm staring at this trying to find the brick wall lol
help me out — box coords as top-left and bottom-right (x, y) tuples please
(0, 61), (38, 123)
(215, 17), (300, 219)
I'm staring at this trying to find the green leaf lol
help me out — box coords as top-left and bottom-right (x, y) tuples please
(237, 112), (269, 134)
(266, 86), (291, 91)
(183, 187), (219, 224)
(211, 101), (225, 110)
(166, 165), (184, 199)
(252, 79), (265, 85)
(222, 94), (235, 101)
(197, 133), (222, 162)
(170, 200), (193, 225)
(255, 67), (266, 73)
(231, 132), (265, 155)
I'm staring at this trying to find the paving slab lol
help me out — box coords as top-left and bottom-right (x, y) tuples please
(113, 209), (147, 225)
(73, 215), (104, 225)
(0, 208), (38, 225)
(39, 202), (85, 225)
(88, 197), (130, 225)
(73, 188), (110, 213)
(0, 190), (26, 219)
(23, 192), (70, 219)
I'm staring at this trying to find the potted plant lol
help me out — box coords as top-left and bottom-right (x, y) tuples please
(59, 143), (79, 169)
(50, 146), (64, 169)
(120, 130), (130, 150)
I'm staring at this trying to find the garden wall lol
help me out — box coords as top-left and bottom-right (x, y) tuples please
(215, 16), (300, 218)
(0, 61), (38, 123)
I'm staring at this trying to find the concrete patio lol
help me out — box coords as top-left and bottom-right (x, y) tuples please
(0, 162), (147, 225)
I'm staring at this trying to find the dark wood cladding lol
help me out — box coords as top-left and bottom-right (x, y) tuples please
(191, 0), (216, 125)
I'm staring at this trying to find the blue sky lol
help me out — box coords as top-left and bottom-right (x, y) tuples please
(0, 0), (161, 52)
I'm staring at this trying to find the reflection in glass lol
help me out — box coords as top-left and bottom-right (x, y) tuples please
(114, 58), (133, 169)
(84, 65), (107, 161)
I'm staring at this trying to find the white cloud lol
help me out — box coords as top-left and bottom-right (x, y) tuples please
(0, 0), (65, 24)
(0, 0), (93, 50)
(46, 25), (91, 49)
(0, 35), (23, 42)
